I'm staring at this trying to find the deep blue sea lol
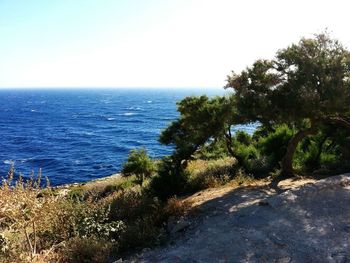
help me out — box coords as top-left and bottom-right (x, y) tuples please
(0, 88), (256, 185)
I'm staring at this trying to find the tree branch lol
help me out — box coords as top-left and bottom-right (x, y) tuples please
(325, 116), (350, 129)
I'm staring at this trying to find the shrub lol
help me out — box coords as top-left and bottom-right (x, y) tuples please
(164, 197), (192, 218)
(148, 158), (189, 201)
(235, 143), (259, 163)
(186, 157), (236, 191)
(102, 176), (136, 197)
(108, 188), (165, 252)
(234, 143), (271, 176)
(235, 131), (252, 146)
(257, 124), (294, 167)
(118, 218), (161, 251)
(63, 237), (112, 263)
(195, 139), (229, 160)
(232, 169), (254, 186)
(122, 148), (156, 186)
(67, 186), (87, 201)
(109, 188), (161, 223)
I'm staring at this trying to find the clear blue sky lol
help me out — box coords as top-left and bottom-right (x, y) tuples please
(1, 0), (349, 88)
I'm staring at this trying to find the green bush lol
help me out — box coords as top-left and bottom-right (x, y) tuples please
(122, 148), (156, 186)
(195, 138), (229, 160)
(293, 127), (350, 173)
(235, 131), (252, 146)
(234, 143), (271, 176)
(235, 143), (259, 163)
(148, 158), (189, 201)
(257, 124), (294, 167)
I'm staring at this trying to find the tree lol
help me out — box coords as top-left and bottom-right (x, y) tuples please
(148, 156), (189, 201)
(226, 33), (350, 177)
(122, 148), (155, 186)
(159, 95), (238, 165)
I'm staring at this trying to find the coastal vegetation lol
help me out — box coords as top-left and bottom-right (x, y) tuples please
(121, 148), (156, 186)
(1, 33), (349, 262)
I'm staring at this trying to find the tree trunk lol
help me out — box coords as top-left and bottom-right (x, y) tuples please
(281, 120), (319, 177)
(224, 126), (242, 165)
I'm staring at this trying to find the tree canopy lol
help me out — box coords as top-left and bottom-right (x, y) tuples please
(226, 34), (350, 124)
(225, 33), (350, 176)
(159, 95), (236, 163)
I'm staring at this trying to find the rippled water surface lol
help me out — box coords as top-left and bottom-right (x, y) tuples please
(0, 88), (255, 185)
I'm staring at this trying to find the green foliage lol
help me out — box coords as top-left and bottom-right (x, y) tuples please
(122, 148), (156, 186)
(148, 157), (189, 201)
(235, 143), (258, 162)
(257, 124), (294, 167)
(234, 143), (270, 176)
(195, 138), (229, 160)
(235, 131), (252, 145)
(226, 33), (350, 176)
(226, 33), (350, 123)
(293, 126), (350, 173)
(159, 95), (236, 161)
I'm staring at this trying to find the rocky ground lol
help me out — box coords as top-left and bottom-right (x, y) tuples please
(123, 174), (350, 263)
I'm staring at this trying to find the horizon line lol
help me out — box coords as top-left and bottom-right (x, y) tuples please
(0, 86), (224, 90)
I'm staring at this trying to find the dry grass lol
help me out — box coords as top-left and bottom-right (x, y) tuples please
(62, 174), (137, 201)
(186, 157), (236, 176)
(164, 197), (193, 218)
(0, 167), (166, 263)
(186, 157), (241, 191)
(0, 167), (122, 263)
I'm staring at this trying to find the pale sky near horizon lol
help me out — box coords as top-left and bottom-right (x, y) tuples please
(0, 0), (349, 88)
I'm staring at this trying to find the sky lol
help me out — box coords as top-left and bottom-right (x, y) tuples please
(0, 0), (349, 88)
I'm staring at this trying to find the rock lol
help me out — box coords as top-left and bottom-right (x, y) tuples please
(169, 217), (190, 234)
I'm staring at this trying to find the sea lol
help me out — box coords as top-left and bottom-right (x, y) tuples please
(0, 88), (256, 186)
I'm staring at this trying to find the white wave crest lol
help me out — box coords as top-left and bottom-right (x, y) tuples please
(120, 112), (137, 116)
